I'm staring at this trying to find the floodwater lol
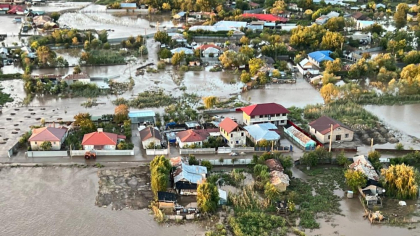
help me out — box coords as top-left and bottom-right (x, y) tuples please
(241, 78), (324, 108)
(0, 167), (204, 236)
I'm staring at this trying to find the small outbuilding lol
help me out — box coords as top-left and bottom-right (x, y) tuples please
(128, 110), (155, 124)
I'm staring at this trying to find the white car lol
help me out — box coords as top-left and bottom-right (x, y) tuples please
(229, 152), (239, 156)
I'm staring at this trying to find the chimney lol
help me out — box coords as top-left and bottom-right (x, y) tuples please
(52, 121), (55, 128)
(97, 128), (103, 133)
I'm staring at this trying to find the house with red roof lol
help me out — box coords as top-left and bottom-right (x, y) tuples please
(82, 128), (126, 150)
(28, 126), (68, 150)
(176, 129), (210, 148)
(219, 117), (246, 148)
(196, 44), (222, 58)
(242, 13), (288, 23)
(239, 103), (289, 126)
(309, 116), (353, 143)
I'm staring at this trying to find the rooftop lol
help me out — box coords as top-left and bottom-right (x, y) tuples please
(139, 127), (161, 141)
(82, 129), (125, 146)
(244, 123), (280, 142)
(174, 163), (207, 184)
(349, 155), (379, 181)
(242, 13), (288, 22)
(240, 103), (289, 116)
(176, 129), (209, 142)
(308, 51), (333, 63)
(309, 116), (351, 135)
(266, 159), (284, 172)
(128, 110), (155, 118)
(28, 126), (67, 142)
(219, 117), (239, 133)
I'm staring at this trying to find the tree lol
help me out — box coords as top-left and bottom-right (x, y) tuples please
(150, 155), (171, 199)
(324, 17), (345, 32)
(74, 113), (96, 132)
(270, 0), (286, 15)
(114, 104), (129, 123)
(249, 58), (264, 76)
(219, 50), (237, 68)
(51, 12), (61, 22)
(203, 96), (217, 109)
(73, 65), (81, 74)
(381, 164), (419, 199)
(154, 31), (170, 44)
(320, 31), (344, 51)
(394, 3), (409, 29)
(171, 51), (185, 66)
(240, 36), (249, 45)
(320, 83), (339, 103)
(324, 58), (341, 74)
(201, 160), (213, 171)
(98, 30), (108, 43)
(36, 46), (54, 66)
(197, 180), (219, 213)
(344, 170), (367, 192)
(162, 2), (171, 10)
(90, 38), (101, 49)
(264, 182), (280, 202)
(240, 70), (251, 83)
(336, 151), (349, 166)
(40, 141), (52, 151)
(368, 151), (382, 171)
(158, 48), (172, 59)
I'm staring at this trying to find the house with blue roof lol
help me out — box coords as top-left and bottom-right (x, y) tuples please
(173, 11), (186, 20)
(308, 50), (333, 67)
(128, 110), (155, 124)
(120, 3), (137, 9)
(244, 123), (281, 146)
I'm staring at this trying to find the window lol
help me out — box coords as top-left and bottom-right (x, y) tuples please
(54, 142), (56, 145)
(328, 135), (330, 140)
(259, 115), (263, 118)
(282, 113), (286, 116)
(241, 132), (244, 136)
(345, 134), (349, 138)
(236, 141), (239, 144)
(35, 142), (37, 144)
(251, 116), (254, 119)
(231, 134), (233, 138)
(281, 120), (285, 124)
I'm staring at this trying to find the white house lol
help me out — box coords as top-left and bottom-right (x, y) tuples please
(240, 103), (290, 126)
(139, 127), (162, 149)
(297, 58), (319, 76)
(82, 128), (126, 150)
(309, 116), (354, 144)
(219, 117), (246, 148)
(176, 129), (210, 148)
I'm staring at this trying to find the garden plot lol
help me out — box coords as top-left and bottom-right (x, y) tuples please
(96, 167), (153, 210)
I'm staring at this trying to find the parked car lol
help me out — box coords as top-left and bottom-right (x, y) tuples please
(229, 152), (239, 156)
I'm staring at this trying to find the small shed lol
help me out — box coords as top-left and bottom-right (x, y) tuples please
(158, 191), (177, 209)
(128, 110), (155, 124)
(120, 3), (137, 9)
(218, 189), (227, 205)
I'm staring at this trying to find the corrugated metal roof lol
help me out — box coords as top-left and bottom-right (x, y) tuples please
(308, 51), (333, 63)
(244, 123), (280, 142)
(174, 163), (207, 184)
(128, 110), (155, 118)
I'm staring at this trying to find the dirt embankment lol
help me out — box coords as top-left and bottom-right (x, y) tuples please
(355, 124), (399, 146)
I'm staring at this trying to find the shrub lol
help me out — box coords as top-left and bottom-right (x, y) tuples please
(157, 61), (166, 69)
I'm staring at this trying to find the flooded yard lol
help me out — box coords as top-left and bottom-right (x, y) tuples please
(0, 167), (204, 236)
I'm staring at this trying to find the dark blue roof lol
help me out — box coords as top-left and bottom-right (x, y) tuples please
(308, 50), (333, 63)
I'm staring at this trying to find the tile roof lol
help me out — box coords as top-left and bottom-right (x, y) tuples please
(196, 44), (221, 51)
(242, 13), (288, 22)
(352, 12), (370, 20)
(139, 127), (162, 141)
(28, 127), (67, 142)
(240, 103), (289, 116)
(82, 130), (124, 146)
(219, 117), (239, 133)
(265, 159), (284, 172)
(309, 116), (351, 135)
(176, 129), (209, 142)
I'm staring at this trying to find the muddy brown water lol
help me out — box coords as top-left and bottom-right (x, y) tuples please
(0, 167), (204, 236)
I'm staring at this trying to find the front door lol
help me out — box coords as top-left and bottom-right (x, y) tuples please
(336, 135), (341, 141)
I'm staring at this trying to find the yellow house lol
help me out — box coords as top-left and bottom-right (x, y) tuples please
(28, 127), (68, 151)
(219, 117), (246, 148)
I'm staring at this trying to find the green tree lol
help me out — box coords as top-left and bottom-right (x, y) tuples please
(197, 180), (219, 213)
(344, 169), (367, 192)
(368, 151), (382, 171)
(74, 113), (96, 133)
(40, 141), (52, 151)
(98, 30), (108, 43)
(36, 46), (54, 66)
(201, 160), (213, 171)
(324, 16), (345, 32)
(158, 48), (172, 59)
(320, 31), (344, 51)
(154, 31), (170, 44)
(73, 65), (81, 74)
(240, 36), (249, 45)
(50, 12), (61, 22)
(394, 3), (409, 29)
(150, 155), (171, 199)
(264, 182), (281, 202)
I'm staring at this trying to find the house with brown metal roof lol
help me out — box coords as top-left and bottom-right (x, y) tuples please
(82, 128), (126, 150)
(176, 129), (210, 148)
(309, 116), (353, 144)
(219, 117), (246, 148)
(239, 103), (289, 126)
(28, 126), (68, 150)
(139, 127), (162, 149)
(62, 72), (91, 85)
(265, 159), (289, 191)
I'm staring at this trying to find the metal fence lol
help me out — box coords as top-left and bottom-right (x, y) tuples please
(179, 148), (216, 155)
(244, 8), (264, 13)
(26, 151), (68, 158)
(209, 158), (253, 166)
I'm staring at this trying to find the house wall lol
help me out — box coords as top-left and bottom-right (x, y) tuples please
(30, 140), (61, 151)
(220, 127), (246, 148)
(83, 144), (116, 150)
(142, 137), (161, 149)
(309, 126), (354, 144)
(245, 113), (288, 126)
(176, 137), (203, 148)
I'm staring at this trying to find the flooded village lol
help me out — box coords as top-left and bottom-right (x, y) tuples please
(1, 0), (420, 236)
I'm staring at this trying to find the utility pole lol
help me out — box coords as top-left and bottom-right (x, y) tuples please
(371, 138), (374, 151)
(328, 124), (333, 152)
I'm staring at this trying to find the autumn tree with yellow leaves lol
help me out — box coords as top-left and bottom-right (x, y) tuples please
(381, 164), (419, 200)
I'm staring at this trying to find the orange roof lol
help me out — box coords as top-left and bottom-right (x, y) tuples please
(240, 103), (289, 116)
(176, 129), (209, 142)
(28, 127), (67, 142)
(196, 44), (221, 50)
(82, 131), (125, 145)
(219, 117), (239, 133)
